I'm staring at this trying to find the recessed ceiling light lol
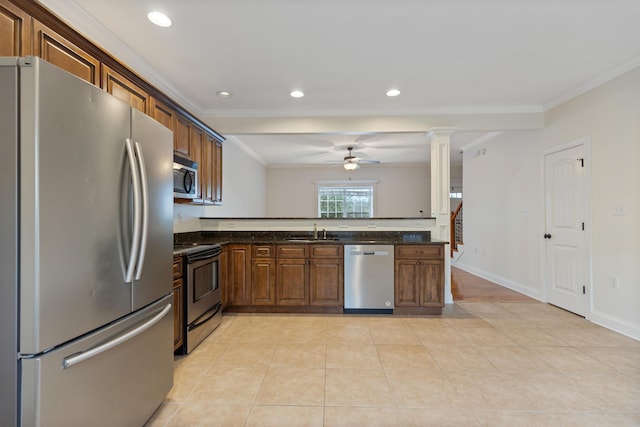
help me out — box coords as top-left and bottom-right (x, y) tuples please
(290, 90), (304, 98)
(386, 89), (401, 97)
(216, 91), (232, 98)
(147, 11), (172, 28)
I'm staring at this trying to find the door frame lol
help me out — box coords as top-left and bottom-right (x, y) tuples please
(540, 136), (592, 318)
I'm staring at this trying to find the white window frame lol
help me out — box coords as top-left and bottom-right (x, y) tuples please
(313, 180), (378, 218)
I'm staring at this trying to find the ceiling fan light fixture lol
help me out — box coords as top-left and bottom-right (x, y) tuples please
(386, 89), (401, 97)
(343, 161), (359, 171)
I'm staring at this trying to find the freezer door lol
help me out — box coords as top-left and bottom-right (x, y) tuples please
(19, 58), (132, 354)
(130, 109), (173, 310)
(21, 295), (173, 427)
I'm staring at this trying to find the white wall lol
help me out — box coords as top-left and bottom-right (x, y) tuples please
(460, 66), (640, 339)
(266, 164), (431, 218)
(173, 138), (267, 232)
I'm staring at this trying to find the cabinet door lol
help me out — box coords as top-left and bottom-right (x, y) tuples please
(189, 125), (205, 201)
(252, 258), (276, 305)
(228, 245), (251, 305)
(420, 260), (444, 306)
(309, 258), (343, 306)
(102, 64), (149, 113)
(174, 115), (191, 157)
(150, 97), (175, 131)
(213, 140), (223, 204)
(33, 20), (99, 84)
(200, 134), (214, 203)
(172, 278), (183, 351)
(220, 246), (228, 308)
(394, 260), (421, 307)
(0, 0), (31, 56)
(276, 259), (308, 305)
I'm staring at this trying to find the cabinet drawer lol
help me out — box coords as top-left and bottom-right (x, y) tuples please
(310, 245), (343, 258)
(173, 256), (183, 279)
(252, 244), (275, 258)
(276, 245), (309, 259)
(395, 245), (443, 259)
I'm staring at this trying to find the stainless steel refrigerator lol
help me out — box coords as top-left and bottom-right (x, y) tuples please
(0, 57), (174, 426)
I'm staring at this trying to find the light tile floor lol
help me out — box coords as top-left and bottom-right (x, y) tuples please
(145, 302), (640, 427)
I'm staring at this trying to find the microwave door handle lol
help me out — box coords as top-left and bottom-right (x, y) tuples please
(133, 142), (149, 280)
(184, 170), (193, 193)
(124, 138), (142, 284)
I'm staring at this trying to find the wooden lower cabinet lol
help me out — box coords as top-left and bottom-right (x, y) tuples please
(220, 246), (228, 309)
(394, 260), (421, 307)
(172, 255), (184, 351)
(309, 245), (343, 306)
(224, 243), (343, 312)
(276, 258), (309, 305)
(227, 244), (251, 305)
(309, 258), (343, 306)
(394, 245), (444, 314)
(252, 258), (276, 304)
(172, 278), (184, 351)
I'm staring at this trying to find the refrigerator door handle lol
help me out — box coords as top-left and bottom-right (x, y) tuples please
(133, 142), (149, 280)
(62, 303), (172, 369)
(124, 138), (142, 283)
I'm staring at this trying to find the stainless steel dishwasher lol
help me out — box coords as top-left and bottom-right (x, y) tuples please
(344, 245), (395, 313)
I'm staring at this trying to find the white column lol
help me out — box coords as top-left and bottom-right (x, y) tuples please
(427, 128), (454, 304)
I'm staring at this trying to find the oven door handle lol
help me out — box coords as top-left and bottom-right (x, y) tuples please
(186, 251), (221, 263)
(189, 303), (221, 331)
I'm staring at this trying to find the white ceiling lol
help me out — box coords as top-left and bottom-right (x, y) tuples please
(41, 0), (640, 166)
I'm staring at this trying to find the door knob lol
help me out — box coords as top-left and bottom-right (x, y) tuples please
(544, 233), (552, 239)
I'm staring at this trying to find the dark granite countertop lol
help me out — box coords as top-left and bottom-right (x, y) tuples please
(175, 231), (448, 247)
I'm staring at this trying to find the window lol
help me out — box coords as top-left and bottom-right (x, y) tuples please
(317, 186), (374, 218)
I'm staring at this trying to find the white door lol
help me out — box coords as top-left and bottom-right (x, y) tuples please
(544, 144), (588, 316)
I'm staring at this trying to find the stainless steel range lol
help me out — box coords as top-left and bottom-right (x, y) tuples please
(174, 244), (222, 353)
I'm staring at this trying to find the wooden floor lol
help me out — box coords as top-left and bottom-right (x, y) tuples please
(451, 267), (537, 302)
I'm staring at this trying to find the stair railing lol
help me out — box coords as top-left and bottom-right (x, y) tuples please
(450, 201), (463, 257)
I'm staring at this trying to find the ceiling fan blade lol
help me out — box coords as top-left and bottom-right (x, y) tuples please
(358, 159), (381, 164)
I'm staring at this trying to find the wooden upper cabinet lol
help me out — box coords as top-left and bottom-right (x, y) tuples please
(150, 97), (175, 131)
(0, 0), (31, 56)
(101, 64), (149, 113)
(174, 115), (192, 157)
(33, 20), (99, 84)
(189, 125), (205, 201)
(201, 134), (216, 203)
(213, 139), (223, 204)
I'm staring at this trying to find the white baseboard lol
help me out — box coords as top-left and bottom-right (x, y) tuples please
(454, 263), (640, 342)
(589, 310), (640, 342)
(454, 262), (542, 301)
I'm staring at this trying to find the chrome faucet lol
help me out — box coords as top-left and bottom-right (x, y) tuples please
(322, 228), (327, 240)
(313, 223), (318, 240)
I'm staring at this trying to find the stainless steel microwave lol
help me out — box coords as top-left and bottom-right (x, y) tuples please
(173, 154), (198, 199)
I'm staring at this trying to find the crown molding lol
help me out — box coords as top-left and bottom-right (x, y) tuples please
(458, 131), (503, 152)
(543, 56), (640, 111)
(204, 104), (544, 119)
(224, 135), (268, 166)
(37, 0), (205, 116)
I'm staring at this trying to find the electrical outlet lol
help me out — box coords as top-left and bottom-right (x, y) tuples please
(609, 276), (619, 289)
(613, 204), (626, 216)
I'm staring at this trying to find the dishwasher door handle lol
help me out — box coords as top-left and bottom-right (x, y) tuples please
(350, 250), (390, 256)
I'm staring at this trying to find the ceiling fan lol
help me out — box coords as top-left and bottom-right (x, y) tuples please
(329, 146), (381, 170)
